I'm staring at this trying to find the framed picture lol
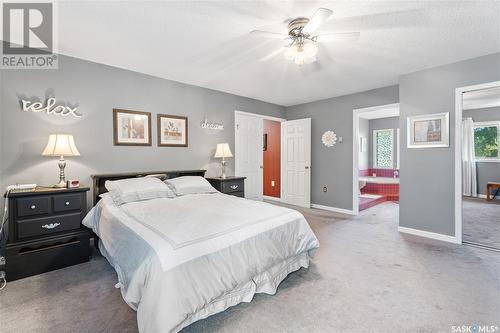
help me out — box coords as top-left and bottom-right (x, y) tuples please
(157, 114), (188, 147)
(113, 109), (152, 146)
(407, 112), (449, 148)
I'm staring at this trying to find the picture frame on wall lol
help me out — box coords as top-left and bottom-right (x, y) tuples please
(407, 112), (449, 148)
(157, 114), (188, 147)
(113, 109), (152, 146)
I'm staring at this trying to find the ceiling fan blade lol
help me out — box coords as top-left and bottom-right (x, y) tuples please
(250, 30), (287, 39)
(302, 8), (333, 35)
(258, 47), (286, 62)
(316, 32), (360, 43)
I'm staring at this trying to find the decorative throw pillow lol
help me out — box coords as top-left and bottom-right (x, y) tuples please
(165, 176), (218, 196)
(105, 177), (175, 205)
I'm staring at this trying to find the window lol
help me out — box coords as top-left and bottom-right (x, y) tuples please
(474, 121), (500, 162)
(373, 128), (394, 168)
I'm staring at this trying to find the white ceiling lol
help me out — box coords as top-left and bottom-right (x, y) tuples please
(463, 87), (500, 110)
(47, 1), (500, 105)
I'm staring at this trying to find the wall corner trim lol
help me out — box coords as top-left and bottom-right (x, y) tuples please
(311, 203), (355, 215)
(397, 226), (461, 244)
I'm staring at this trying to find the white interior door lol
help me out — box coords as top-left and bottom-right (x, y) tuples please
(281, 118), (311, 207)
(235, 113), (263, 200)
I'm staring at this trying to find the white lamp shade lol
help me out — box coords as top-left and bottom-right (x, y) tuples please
(214, 143), (233, 158)
(42, 134), (80, 157)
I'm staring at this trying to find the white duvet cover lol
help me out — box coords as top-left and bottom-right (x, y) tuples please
(83, 193), (319, 333)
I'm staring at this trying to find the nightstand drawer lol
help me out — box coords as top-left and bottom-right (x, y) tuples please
(5, 231), (90, 281)
(53, 194), (81, 212)
(17, 196), (50, 218)
(222, 180), (244, 193)
(230, 191), (245, 198)
(17, 213), (82, 239)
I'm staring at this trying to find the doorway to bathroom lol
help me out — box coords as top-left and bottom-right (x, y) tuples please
(353, 104), (400, 214)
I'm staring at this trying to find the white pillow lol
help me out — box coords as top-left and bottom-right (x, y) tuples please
(105, 177), (175, 205)
(165, 176), (217, 196)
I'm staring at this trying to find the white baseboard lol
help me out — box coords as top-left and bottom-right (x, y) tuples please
(263, 195), (281, 202)
(311, 203), (355, 215)
(398, 226), (460, 244)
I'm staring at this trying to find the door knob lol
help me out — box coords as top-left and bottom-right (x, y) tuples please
(260, 166), (263, 169)
(305, 166), (310, 169)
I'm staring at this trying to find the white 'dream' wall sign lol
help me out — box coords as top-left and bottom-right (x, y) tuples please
(200, 118), (224, 130)
(22, 98), (82, 118)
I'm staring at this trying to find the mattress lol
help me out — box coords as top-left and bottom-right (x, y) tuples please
(83, 193), (319, 333)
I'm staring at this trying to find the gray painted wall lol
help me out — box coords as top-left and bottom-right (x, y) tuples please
(368, 116), (400, 169)
(286, 85), (399, 210)
(358, 118), (369, 170)
(0, 55), (285, 208)
(399, 53), (500, 236)
(463, 106), (500, 195)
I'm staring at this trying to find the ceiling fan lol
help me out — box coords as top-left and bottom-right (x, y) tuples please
(251, 8), (360, 65)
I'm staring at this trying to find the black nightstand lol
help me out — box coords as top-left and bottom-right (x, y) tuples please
(4, 186), (91, 281)
(206, 177), (246, 198)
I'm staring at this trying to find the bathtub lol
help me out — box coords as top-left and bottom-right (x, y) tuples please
(359, 176), (399, 184)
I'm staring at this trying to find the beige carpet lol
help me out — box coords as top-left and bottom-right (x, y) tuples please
(463, 197), (500, 249)
(1, 202), (499, 333)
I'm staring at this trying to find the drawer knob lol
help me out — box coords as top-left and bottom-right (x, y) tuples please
(30, 205), (36, 210)
(42, 223), (61, 229)
(230, 185), (238, 190)
(65, 201), (70, 206)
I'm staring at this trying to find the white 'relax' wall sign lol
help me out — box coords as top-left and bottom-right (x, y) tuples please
(200, 117), (224, 130)
(22, 98), (82, 118)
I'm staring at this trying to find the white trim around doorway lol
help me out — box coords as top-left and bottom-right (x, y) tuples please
(234, 110), (286, 123)
(352, 103), (400, 215)
(234, 110), (285, 201)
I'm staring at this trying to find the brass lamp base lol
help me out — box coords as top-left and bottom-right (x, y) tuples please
(52, 156), (68, 188)
(52, 180), (67, 188)
(220, 158), (227, 179)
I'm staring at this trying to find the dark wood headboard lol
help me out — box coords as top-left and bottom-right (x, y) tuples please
(91, 169), (206, 205)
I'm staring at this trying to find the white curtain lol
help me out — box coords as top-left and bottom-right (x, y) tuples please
(462, 118), (477, 197)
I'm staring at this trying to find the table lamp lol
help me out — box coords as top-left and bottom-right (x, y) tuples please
(214, 143), (233, 179)
(42, 134), (80, 188)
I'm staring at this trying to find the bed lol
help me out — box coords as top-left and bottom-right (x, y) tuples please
(83, 170), (319, 333)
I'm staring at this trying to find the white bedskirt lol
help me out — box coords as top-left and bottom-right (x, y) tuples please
(84, 194), (319, 333)
(100, 241), (311, 332)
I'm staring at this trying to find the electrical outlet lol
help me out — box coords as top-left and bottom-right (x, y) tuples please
(323, 186), (328, 193)
(271, 181), (275, 187)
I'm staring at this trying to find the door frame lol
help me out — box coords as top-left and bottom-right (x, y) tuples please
(352, 103), (400, 215)
(234, 110), (286, 200)
(454, 81), (500, 245)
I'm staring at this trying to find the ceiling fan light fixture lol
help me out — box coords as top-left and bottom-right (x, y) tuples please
(284, 40), (318, 65)
(254, 7), (353, 66)
(284, 44), (299, 60)
(303, 42), (318, 57)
